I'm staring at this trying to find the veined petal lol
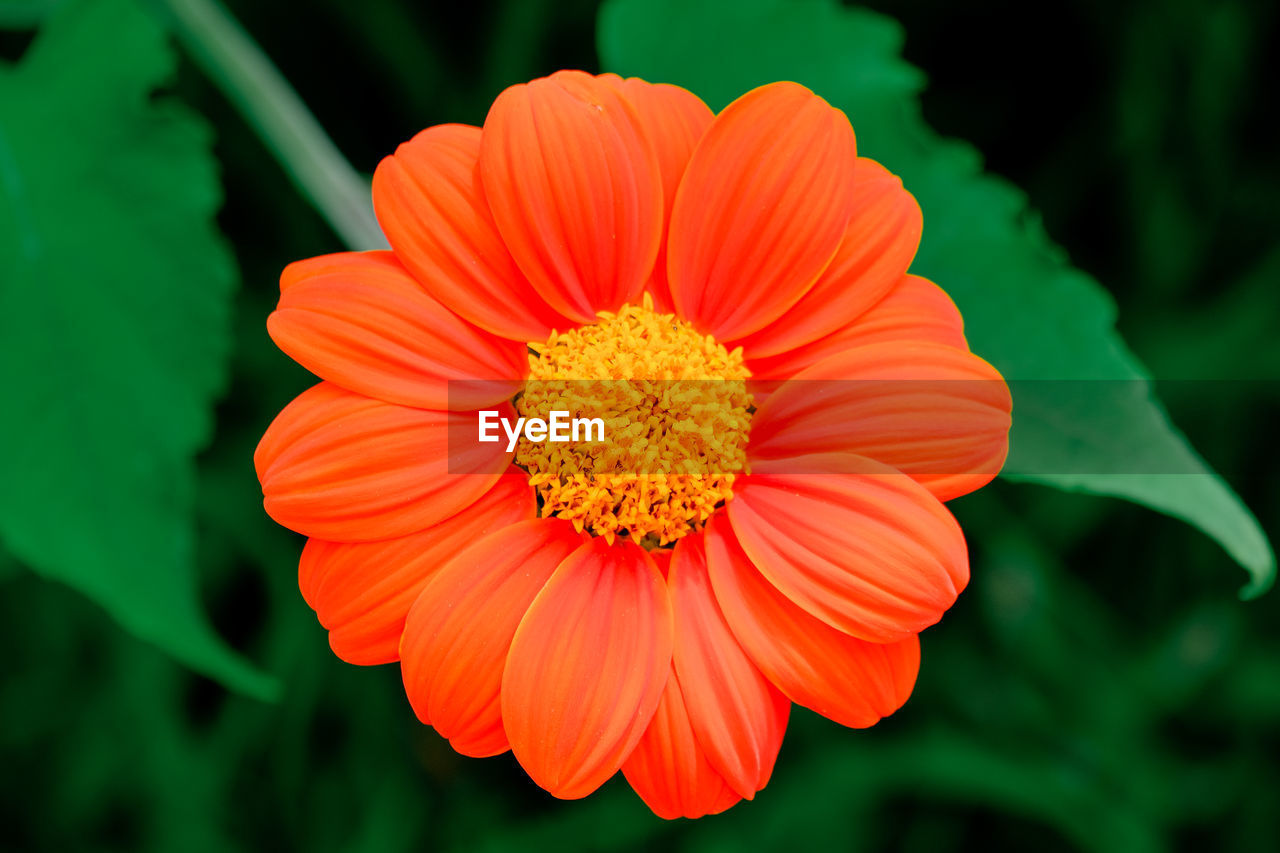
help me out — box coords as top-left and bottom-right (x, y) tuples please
(503, 538), (674, 799)
(603, 76), (714, 313)
(479, 70), (664, 323)
(622, 668), (743, 820)
(749, 341), (1012, 501)
(299, 471), (534, 666)
(731, 158), (922, 358)
(270, 251), (525, 410)
(372, 124), (572, 341)
(747, 274), (967, 379)
(667, 82), (857, 340)
(669, 534), (789, 799)
(704, 516), (920, 728)
(399, 518), (583, 757)
(727, 454), (968, 643)
(254, 383), (508, 541)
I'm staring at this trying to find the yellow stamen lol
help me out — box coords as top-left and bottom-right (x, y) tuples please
(516, 294), (752, 546)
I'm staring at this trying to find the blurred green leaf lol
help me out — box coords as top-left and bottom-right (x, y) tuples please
(0, 0), (277, 698)
(0, 0), (64, 28)
(598, 0), (1274, 596)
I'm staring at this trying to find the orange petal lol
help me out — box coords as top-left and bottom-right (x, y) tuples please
(502, 538), (674, 799)
(726, 454), (968, 643)
(372, 124), (572, 341)
(254, 383), (508, 541)
(298, 470), (534, 666)
(749, 341), (1012, 501)
(731, 159), (922, 358)
(747, 274), (968, 380)
(479, 71), (664, 323)
(667, 82), (858, 340)
(398, 518), (583, 757)
(704, 515), (920, 728)
(269, 251), (525, 410)
(622, 668), (743, 820)
(669, 534), (789, 799)
(604, 76), (714, 313)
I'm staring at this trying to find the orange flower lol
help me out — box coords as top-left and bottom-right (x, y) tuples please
(255, 71), (1011, 818)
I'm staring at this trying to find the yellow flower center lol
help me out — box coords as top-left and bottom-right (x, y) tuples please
(516, 295), (752, 547)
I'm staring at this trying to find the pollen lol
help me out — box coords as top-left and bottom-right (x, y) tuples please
(516, 294), (753, 547)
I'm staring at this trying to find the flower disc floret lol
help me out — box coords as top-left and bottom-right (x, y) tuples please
(516, 295), (752, 545)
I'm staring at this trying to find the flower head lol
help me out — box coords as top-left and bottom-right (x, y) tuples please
(255, 71), (1011, 818)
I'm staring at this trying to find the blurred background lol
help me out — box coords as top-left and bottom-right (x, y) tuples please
(1, 0), (1277, 850)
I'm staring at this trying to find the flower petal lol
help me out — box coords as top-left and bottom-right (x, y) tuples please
(372, 124), (572, 341)
(604, 76), (714, 313)
(747, 274), (967, 380)
(731, 158), (922, 358)
(399, 518), (583, 757)
(749, 341), (1012, 501)
(669, 534), (789, 799)
(254, 383), (508, 541)
(704, 515), (920, 728)
(299, 470), (534, 666)
(726, 454), (968, 643)
(502, 538), (674, 799)
(479, 71), (664, 323)
(667, 82), (858, 340)
(622, 668), (743, 820)
(269, 251), (525, 410)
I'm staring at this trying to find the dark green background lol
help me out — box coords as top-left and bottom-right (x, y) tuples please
(2, 0), (1277, 850)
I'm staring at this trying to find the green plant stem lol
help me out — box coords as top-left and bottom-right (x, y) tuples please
(152, 0), (387, 251)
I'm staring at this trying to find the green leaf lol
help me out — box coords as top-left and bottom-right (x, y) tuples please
(0, 0), (278, 697)
(599, 0), (1274, 596)
(0, 0), (65, 29)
